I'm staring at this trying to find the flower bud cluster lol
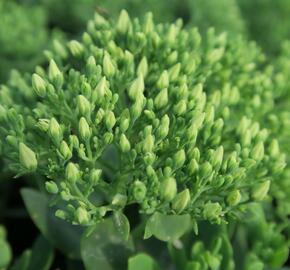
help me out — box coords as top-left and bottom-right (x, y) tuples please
(0, 11), (286, 226)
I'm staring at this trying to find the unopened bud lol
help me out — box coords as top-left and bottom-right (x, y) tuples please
(105, 111), (116, 130)
(77, 95), (91, 116)
(68, 40), (84, 57)
(154, 88), (168, 109)
(133, 180), (147, 202)
(128, 75), (144, 101)
(227, 190), (241, 206)
(157, 71), (169, 89)
(49, 118), (63, 145)
(252, 180), (270, 201)
(160, 177), (177, 201)
(168, 63), (181, 81)
(59, 141), (72, 160)
(251, 142), (264, 162)
(66, 162), (80, 183)
(76, 207), (90, 225)
(19, 142), (37, 171)
(93, 77), (106, 104)
(45, 181), (59, 194)
(79, 117), (91, 141)
(32, 73), (46, 97)
(48, 59), (63, 87)
(157, 114), (170, 139)
(103, 52), (115, 77)
(137, 57), (148, 78)
(117, 10), (131, 34)
(90, 169), (102, 185)
(120, 134), (131, 152)
(172, 189), (190, 214)
(173, 149), (186, 169)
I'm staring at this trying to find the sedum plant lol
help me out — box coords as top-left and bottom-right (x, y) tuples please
(0, 10), (289, 269)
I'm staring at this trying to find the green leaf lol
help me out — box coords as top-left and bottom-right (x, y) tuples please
(128, 253), (159, 270)
(81, 218), (134, 270)
(0, 239), (12, 269)
(144, 213), (191, 242)
(269, 244), (289, 268)
(113, 211), (130, 241)
(27, 236), (54, 270)
(10, 250), (31, 270)
(21, 188), (83, 259)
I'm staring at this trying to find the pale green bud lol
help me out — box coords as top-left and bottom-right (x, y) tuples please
(173, 149), (186, 169)
(188, 159), (199, 175)
(160, 177), (177, 201)
(45, 181), (59, 194)
(55, 209), (67, 220)
(131, 96), (145, 119)
(59, 141), (72, 160)
(128, 75), (144, 101)
(68, 40), (84, 57)
(117, 10), (131, 34)
(168, 63), (181, 81)
(105, 111), (116, 130)
(143, 134), (155, 153)
(157, 114), (170, 139)
(104, 132), (114, 144)
(137, 57), (148, 78)
(252, 180), (270, 201)
(49, 118), (63, 145)
(154, 88), (168, 109)
(77, 95), (91, 116)
(76, 207), (90, 225)
(203, 202), (222, 223)
(112, 194), (127, 207)
(133, 180), (147, 202)
(120, 134), (131, 153)
(269, 139), (279, 157)
(66, 162), (80, 183)
(90, 169), (102, 185)
(92, 77), (106, 103)
(103, 52), (115, 77)
(19, 142), (37, 171)
(173, 99), (187, 116)
(32, 73), (46, 97)
(157, 71), (169, 89)
(227, 190), (241, 206)
(53, 39), (68, 58)
(48, 59), (63, 87)
(251, 142), (264, 162)
(207, 48), (224, 63)
(69, 135), (79, 149)
(200, 161), (212, 179)
(95, 108), (105, 124)
(79, 117), (91, 141)
(143, 12), (154, 34)
(172, 189), (190, 214)
(211, 146), (224, 169)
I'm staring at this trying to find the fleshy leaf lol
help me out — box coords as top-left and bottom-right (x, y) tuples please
(144, 213), (191, 241)
(128, 253), (159, 270)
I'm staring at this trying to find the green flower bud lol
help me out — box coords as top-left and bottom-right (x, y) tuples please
(173, 149), (186, 169)
(207, 48), (224, 63)
(68, 40), (84, 57)
(117, 9), (131, 34)
(131, 96), (145, 119)
(55, 209), (67, 220)
(252, 180), (270, 201)
(49, 118), (63, 145)
(76, 207), (90, 225)
(128, 75), (144, 101)
(211, 146), (224, 169)
(48, 59), (63, 87)
(203, 202), (223, 223)
(77, 95), (91, 116)
(19, 142), (37, 171)
(112, 194), (127, 207)
(269, 139), (280, 158)
(93, 77), (106, 104)
(59, 141), (72, 160)
(45, 181), (59, 194)
(53, 39), (68, 58)
(79, 117), (91, 141)
(133, 180), (147, 202)
(90, 169), (102, 185)
(157, 114), (170, 139)
(154, 88), (168, 109)
(160, 177), (177, 201)
(105, 111), (116, 130)
(143, 134), (155, 153)
(251, 142), (264, 162)
(157, 71), (169, 89)
(120, 134), (131, 153)
(172, 189), (190, 214)
(32, 73), (46, 97)
(95, 108), (105, 124)
(36, 118), (50, 132)
(103, 52), (115, 77)
(65, 162), (80, 183)
(188, 159), (199, 175)
(137, 57), (148, 78)
(173, 99), (187, 116)
(104, 132), (114, 144)
(69, 135), (79, 149)
(200, 161), (213, 179)
(168, 63), (181, 81)
(227, 190), (241, 206)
